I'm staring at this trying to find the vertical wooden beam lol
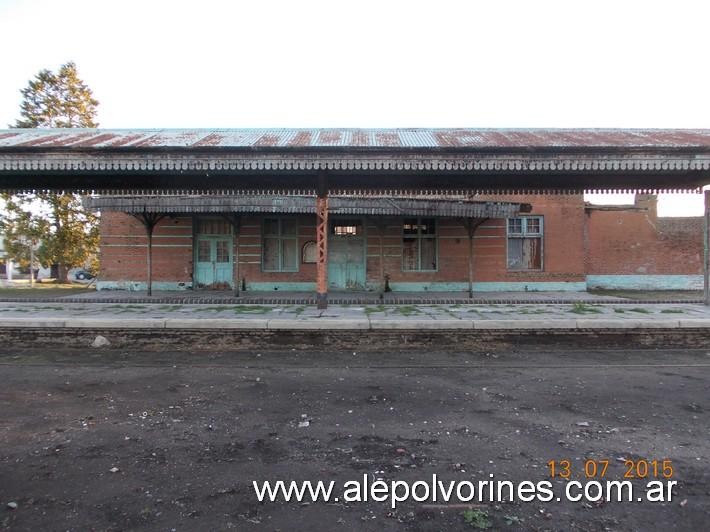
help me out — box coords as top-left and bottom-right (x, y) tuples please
(233, 216), (241, 297)
(316, 174), (329, 309)
(467, 218), (474, 298)
(378, 219), (386, 297)
(704, 190), (710, 305)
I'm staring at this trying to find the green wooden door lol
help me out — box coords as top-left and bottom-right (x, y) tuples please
(195, 237), (233, 288)
(328, 219), (366, 290)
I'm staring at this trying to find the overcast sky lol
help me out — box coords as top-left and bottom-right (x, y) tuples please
(0, 0), (707, 214)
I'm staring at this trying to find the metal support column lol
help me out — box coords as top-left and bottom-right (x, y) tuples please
(316, 175), (329, 309)
(377, 219), (386, 297)
(222, 214), (241, 297)
(704, 190), (710, 305)
(132, 213), (166, 297)
(467, 218), (474, 298)
(462, 218), (488, 299)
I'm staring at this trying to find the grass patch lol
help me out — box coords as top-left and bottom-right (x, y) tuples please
(232, 305), (271, 314)
(106, 304), (147, 310)
(570, 302), (603, 314)
(158, 304), (183, 311)
(628, 307), (650, 314)
(293, 306), (306, 316)
(517, 308), (551, 315)
(364, 304), (387, 315)
(660, 308), (684, 314)
(463, 509), (491, 529)
(0, 283), (95, 298)
(614, 308), (625, 314)
(394, 305), (421, 316)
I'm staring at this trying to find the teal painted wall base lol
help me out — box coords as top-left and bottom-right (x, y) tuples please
(585, 275), (703, 290)
(246, 282), (316, 291)
(387, 281), (587, 292)
(97, 281), (192, 291)
(97, 277), (704, 293)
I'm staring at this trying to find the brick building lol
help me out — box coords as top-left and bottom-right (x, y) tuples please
(1, 128), (708, 305)
(95, 192), (703, 293)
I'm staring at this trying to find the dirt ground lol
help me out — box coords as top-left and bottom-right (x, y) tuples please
(0, 347), (708, 531)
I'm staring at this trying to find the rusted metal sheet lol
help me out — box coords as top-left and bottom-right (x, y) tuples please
(3, 128), (710, 150)
(86, 194), (527, 218)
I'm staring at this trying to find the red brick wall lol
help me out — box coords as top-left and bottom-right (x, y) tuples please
(99, 196), (589, 288)
(99, 212), (193, 284)
(586, 196), (703, 275)
(237, 215), (318, 285)
(98, 193), (700, 290)
(358, 194), (586, 285)
(474, 194), (586, 283)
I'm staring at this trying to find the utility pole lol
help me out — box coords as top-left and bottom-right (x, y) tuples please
(29, 240), (34, 288)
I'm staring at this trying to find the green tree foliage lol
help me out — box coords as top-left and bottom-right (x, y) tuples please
(0, 195), (48, 270)
(2, 62), (100, 282)
(14, 61), (98, 128)
(1, 194), (99, 278)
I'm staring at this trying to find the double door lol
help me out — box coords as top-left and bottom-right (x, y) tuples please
(195, 237), (233, 288)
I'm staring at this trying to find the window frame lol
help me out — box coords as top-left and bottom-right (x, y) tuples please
(506, 215), (544, 271)
(262, 217), (300, 272)
(401, 217), (438, 272)
(301, 241), (317, 264)
(197, 217), (233, 236)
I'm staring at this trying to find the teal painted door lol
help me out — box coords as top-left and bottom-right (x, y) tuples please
(328, 219), (366, 290)
(195, 237), (233, 288)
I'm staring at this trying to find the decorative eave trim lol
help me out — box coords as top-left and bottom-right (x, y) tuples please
(2, 152), (710, 173)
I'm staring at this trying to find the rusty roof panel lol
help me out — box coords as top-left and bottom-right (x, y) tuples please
(3, 128), (710, 150)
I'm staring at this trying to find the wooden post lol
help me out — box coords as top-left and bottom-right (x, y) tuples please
(704, 190), (710, 305)
(316, 174), (329, 309)
(29, 241), (35, 288)
(467, 218), (474, 298)
(233, 216), (241, 297)
(378, 219), (386, 297)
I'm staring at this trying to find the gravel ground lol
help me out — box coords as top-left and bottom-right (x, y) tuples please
(0, 347), (708, 531)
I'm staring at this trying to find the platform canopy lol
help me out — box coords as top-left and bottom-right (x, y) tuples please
(2, 128), (710, 193)
(86, 194), (531, 218)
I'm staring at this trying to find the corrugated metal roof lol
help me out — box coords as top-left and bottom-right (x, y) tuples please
(3, 128), (710, 150)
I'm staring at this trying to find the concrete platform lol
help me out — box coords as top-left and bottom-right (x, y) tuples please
(1, 300), (709, 330)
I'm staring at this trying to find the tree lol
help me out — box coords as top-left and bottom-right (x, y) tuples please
(0, 199), (47, 284)
(3, 62), (100, 282)
(1, 194), (99, 280)
(14, 62), (98, 128)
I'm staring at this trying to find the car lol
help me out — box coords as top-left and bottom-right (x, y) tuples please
(73, 269), (95, 281)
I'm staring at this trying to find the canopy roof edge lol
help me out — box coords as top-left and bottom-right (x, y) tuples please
(86, 195), (532, 219)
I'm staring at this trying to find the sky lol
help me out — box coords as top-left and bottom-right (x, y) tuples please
(0, 0), (708, 215)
